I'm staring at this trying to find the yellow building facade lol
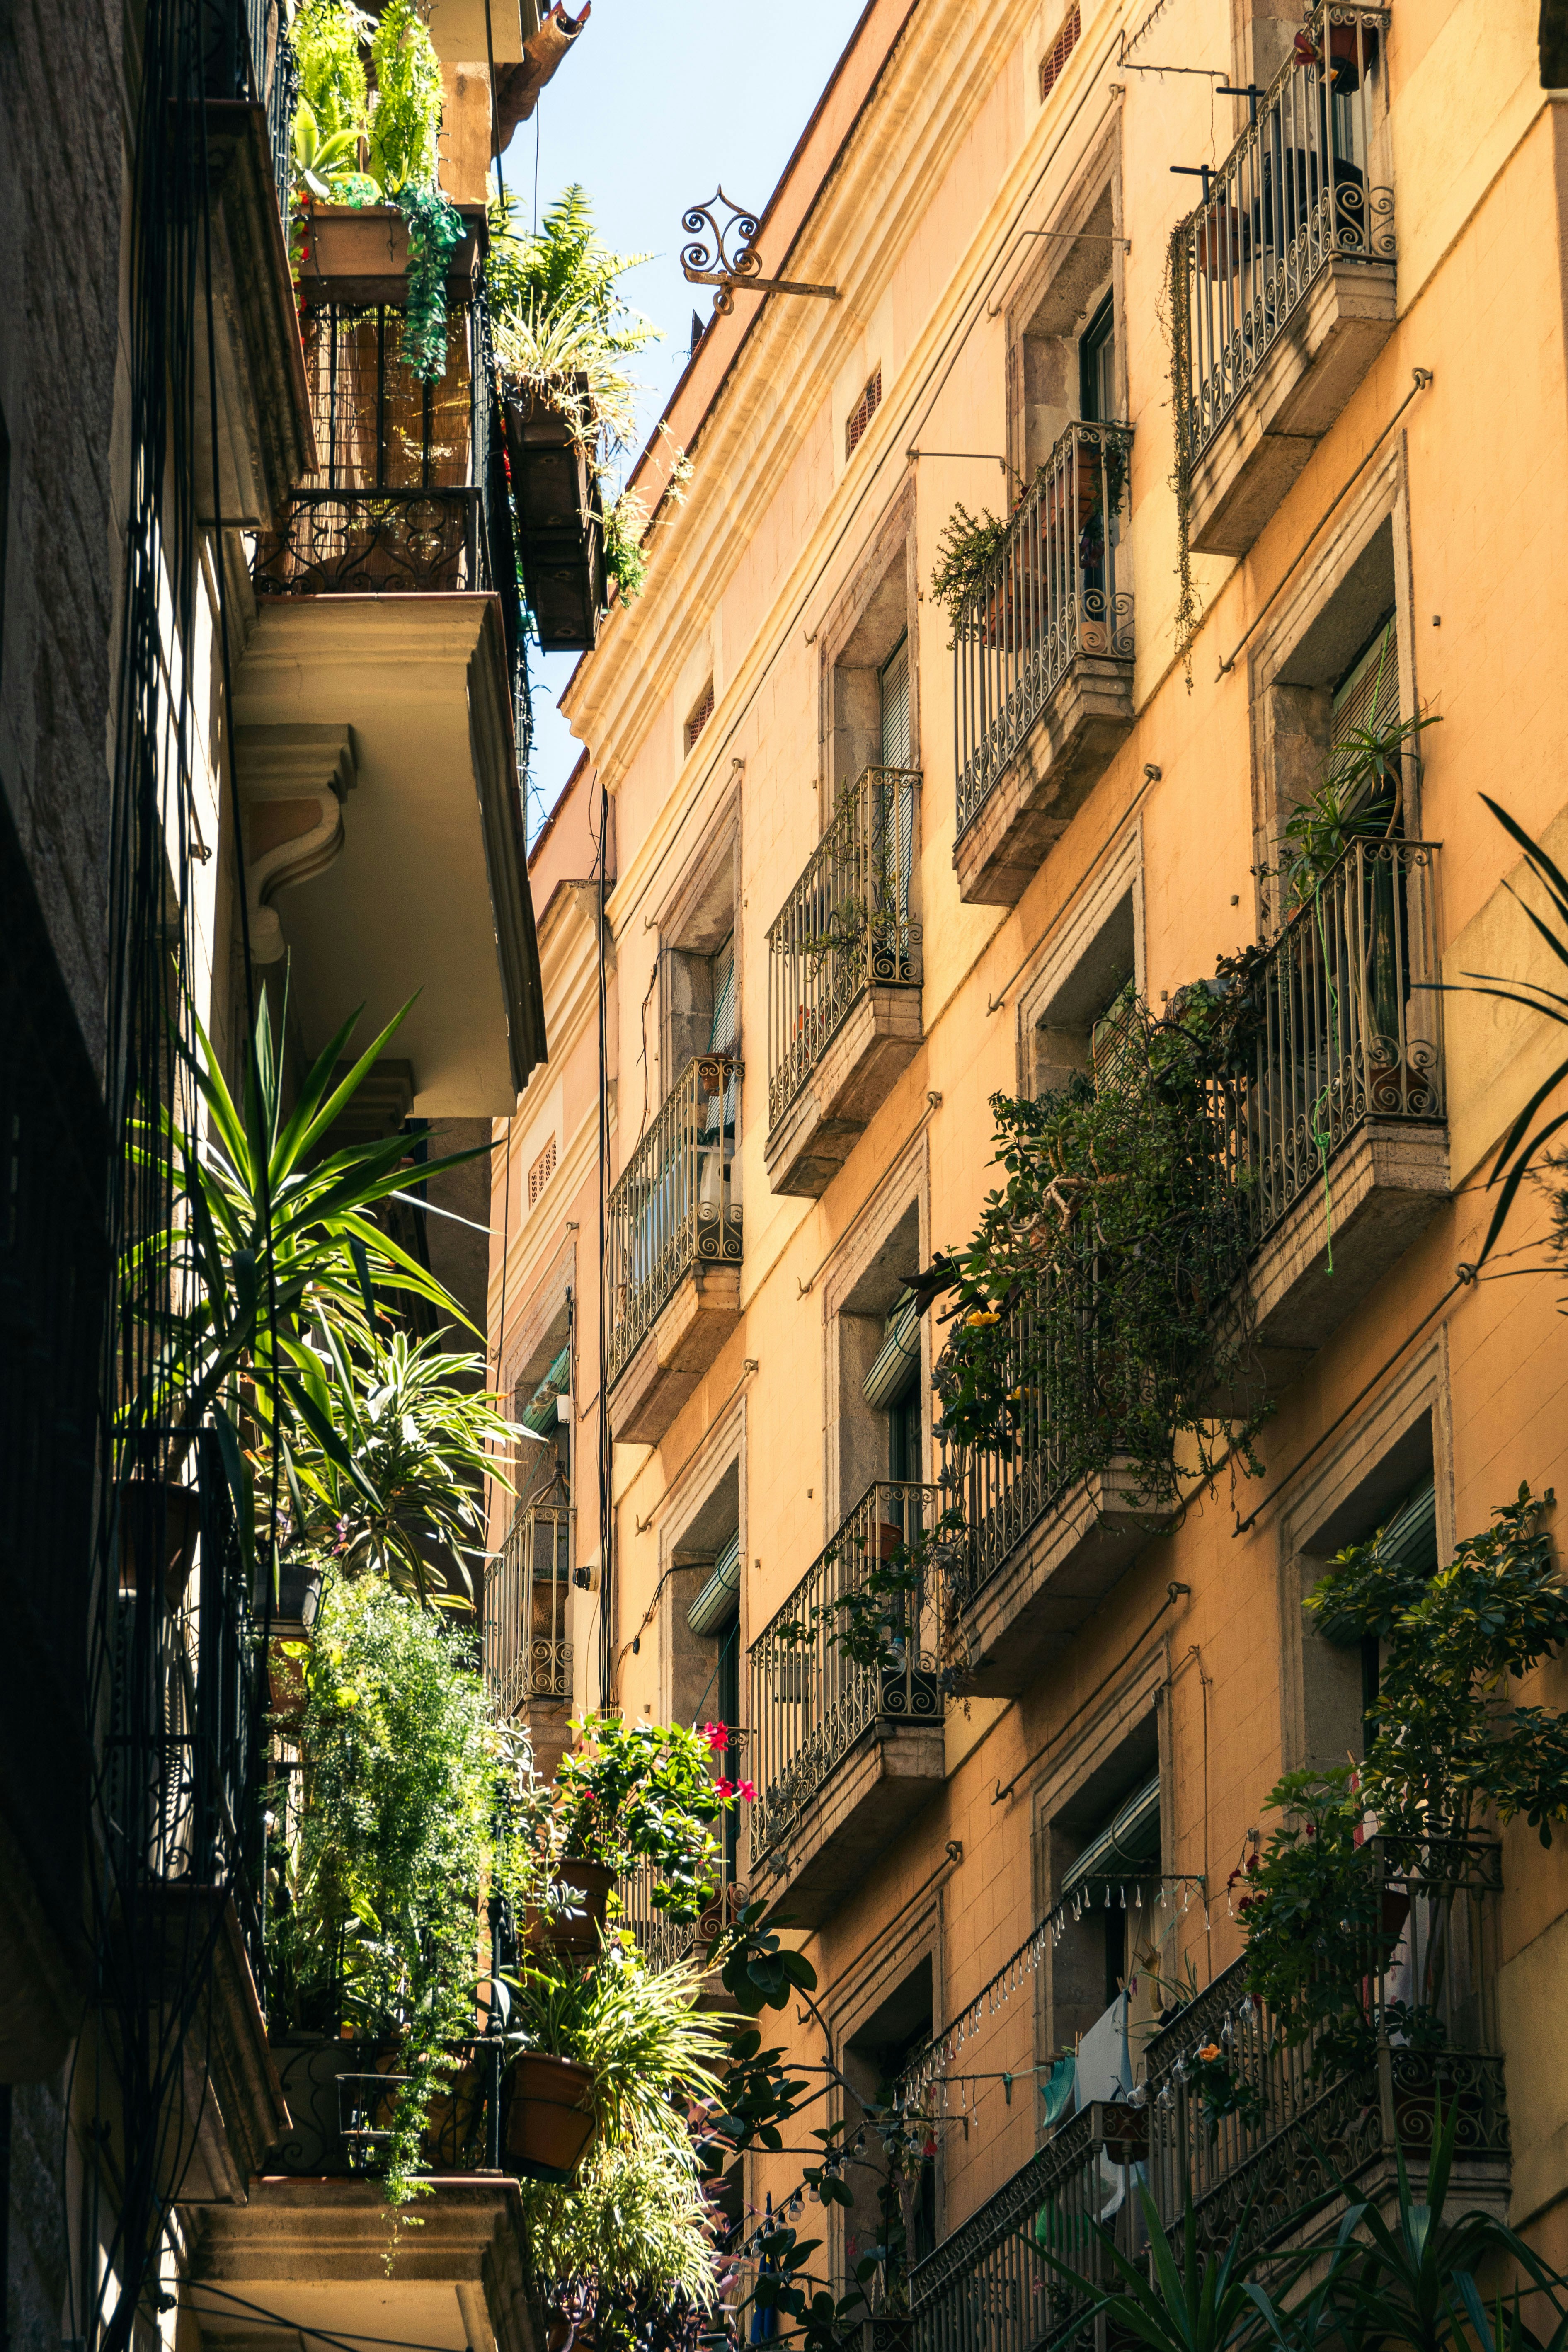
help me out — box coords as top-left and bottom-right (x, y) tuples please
(488, 0), (1568, 2317)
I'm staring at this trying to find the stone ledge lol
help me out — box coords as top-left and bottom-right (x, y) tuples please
(1248, 1119), (1449, 1377)
(753, 1720), (946, 1928)
(954, 656), (1134, 908)
(958, 1461), (1166, 1699)
(609, 1264), (742, 1447)
(146, 1887), (291, 2205)
(765, 986), (923, 1197)
(1188, 258), (1397, 559)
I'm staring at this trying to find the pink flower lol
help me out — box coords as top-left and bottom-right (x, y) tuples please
(702, 1722), (729, 1754)
(714, 1777), (735, 1800)
(737, 1780), (757, 1804)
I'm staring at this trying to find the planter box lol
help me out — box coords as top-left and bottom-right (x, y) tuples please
(502, 383), (604, 653)
(297, 202), (486, 308)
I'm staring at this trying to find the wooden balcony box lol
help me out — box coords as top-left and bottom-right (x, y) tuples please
(297, 201), (487, 308)
(950, 421), (1134, 910)
(765, 768), (923, 1197)
(958, 1461), (1165, 1699)
(502, 383), (606, 653)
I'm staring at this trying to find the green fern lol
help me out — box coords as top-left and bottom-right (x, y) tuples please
(368, 0), (443, 194)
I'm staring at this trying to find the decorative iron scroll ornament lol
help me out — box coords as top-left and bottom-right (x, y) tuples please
(680, 187), (839, 314)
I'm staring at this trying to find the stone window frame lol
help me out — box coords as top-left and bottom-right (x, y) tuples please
(1245, 435), (1421, 937)
(1013, 821), (1146, 1100)
(1003, 120), (1127, 489)
(822, 1882), (951, 2281)
(1275, 1332), (1454, 1778)
(651, 777), (744, 1102)
(1029, 1639), (1174, 2116)
(815, 476), (921, 827)
(817, 1125), (932, 1533)
(654, 1389), (749, 1749)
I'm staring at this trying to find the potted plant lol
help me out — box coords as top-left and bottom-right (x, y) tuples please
(503, 1940), (728, 2187)
(512, 1715), (739, 1940)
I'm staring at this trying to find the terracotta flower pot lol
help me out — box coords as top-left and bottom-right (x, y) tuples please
(521, 1858), (615, 1957)
(115, 1477), (201, 1601)
(505, 2053), (596, 2182)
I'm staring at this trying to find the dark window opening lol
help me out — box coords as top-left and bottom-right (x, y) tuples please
(1078, 289), (1117, 424)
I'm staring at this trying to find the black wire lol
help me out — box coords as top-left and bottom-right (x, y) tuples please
(595, 766), (614, 1705)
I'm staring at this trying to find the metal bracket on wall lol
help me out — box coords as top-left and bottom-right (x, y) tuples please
(681, 188), (839, 314)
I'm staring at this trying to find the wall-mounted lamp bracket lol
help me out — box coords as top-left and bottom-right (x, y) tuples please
(681, 188), (839, 314)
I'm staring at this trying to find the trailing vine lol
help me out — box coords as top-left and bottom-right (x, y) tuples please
(393, 180), (465, 382)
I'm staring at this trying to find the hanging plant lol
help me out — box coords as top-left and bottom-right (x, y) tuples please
(368, 0), (443, 192)
(394, 179), (465, 383)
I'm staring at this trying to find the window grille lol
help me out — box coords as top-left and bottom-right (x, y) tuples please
(685, 680), (715, 753)
(1040, 5), (1081, 101)
(845, 368), (882, 458)
(528, 1135), (557, 1209)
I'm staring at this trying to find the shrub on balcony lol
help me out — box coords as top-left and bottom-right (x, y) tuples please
(515, 1714), (736, 1922)
(931, 971), (1268, 1516)
(268, 1569), (507, 2205)
(1234, 1482), (1568, 2076)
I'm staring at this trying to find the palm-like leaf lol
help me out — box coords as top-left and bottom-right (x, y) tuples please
(1430, 797), (1568, 1264)
(122, 991), (494, 1543)
(281, 1324), (534, 1604)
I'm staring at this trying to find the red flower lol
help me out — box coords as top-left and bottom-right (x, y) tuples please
(714, 1777), (735, 1801)
(737, 1780), (756, 1804)
(702, 1722), (729, 1754)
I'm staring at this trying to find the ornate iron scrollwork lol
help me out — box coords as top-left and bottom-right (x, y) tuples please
(680, 188), (839, 315)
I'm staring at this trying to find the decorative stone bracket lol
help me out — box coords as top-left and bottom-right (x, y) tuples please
(234, 722), (358, 962)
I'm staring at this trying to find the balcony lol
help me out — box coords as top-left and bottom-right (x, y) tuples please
(237, 296), (545, 1110)
(482, 1492), (572, 1720)
(1230, 838), (1446, 1382)
(1173, 2), (1395, 556)
(1145, 1838), (1508, 2256)
(952, 421), (1134, 907)
(189, 2037), (533, 2352)
(747, 1481), (946, 1925)
(908, 2101), (1146, 2352)
(765, 766), (923, 1197)
(616, 1851), (743, 1974)
(196, 0), (317, 527)
(606, 1054), (742, 1446)
(940, 1277), (1171, 1699)
(112, 1431), (286, 2200)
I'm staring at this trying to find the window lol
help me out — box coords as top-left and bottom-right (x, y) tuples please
(684, 680), (715, 755)
(1039, 4), (1081, 102)
(878, 636), (910, 769)
(845, 368), (882, 458)
(1078, 288), (1117, 424)
(1023, 884), (1137, 1100)
(863, 1289), (921, 1480)
(527, 1134), (557, 1209)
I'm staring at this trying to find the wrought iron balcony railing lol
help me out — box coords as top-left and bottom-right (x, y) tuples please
(205, 0), (298, 237)
(483, 1493), (573, 1719)
(1173, 2), (1393, 469)
(1229, 837), (1442, 1247)
(767, 767), (922, 1127)
(267, 2033), (504, 2174)
(747, 1480), (944, 1867)
(606, 1054), (742, 1387)
(1145, 1836), (1506, 2253)
(109, 1428), (263, 1977)
(954, 419), (1133, 838)
(616, 1848), (743, 1974)
(252, 297), (528, 753)
(908, 2100), (1146, 2352)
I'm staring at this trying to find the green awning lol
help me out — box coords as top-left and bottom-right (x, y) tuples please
(523, 1344), (570, 1433)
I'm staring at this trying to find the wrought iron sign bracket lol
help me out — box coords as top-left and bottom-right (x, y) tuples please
(681, 188), (839, 315)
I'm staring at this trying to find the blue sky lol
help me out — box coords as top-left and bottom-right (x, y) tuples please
(507, 0), (861, 839)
